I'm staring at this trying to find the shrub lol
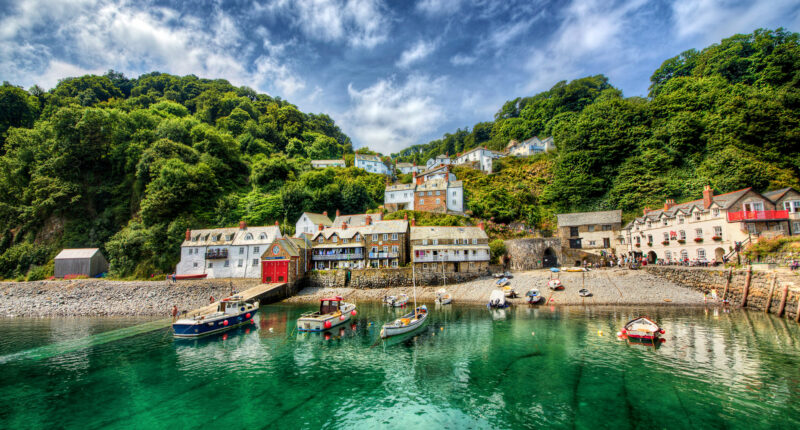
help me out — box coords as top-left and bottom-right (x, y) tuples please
(489, 239), (506, 264)
(26, 262), (53, 281)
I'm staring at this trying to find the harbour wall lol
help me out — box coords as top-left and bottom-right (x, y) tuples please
(645, 266), (800, 320)
(306, 268), (485, 289)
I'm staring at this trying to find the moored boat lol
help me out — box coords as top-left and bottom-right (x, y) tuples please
(526, 288), (543, 304)
(548, 279), (564, 290)
(496, 277), (510, 287)
(381, 305), (428, 338)
(618, 316), (664, 341)
(578, 288), (592, 297)
(487, 289), (508, 308)
(297, 296), (357, 332)
(503, 285), (518, 298)
(435, 289), (452, 305)
(174, 273), (208, 280)
(383, 294), (409, 307)
(173, 296), (258, 338)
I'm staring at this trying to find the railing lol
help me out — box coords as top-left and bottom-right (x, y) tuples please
(205, 249), (228, 259)
(414, 254), (489, 263)
(368, 252), (399, 259)
(312, 253), (363, 261)
(727, 210), (789, 222)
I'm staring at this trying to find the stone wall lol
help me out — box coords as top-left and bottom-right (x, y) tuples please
(645, 266), (800, 320)
(306, 267), (485, 289)
(505, 238), (562, 271)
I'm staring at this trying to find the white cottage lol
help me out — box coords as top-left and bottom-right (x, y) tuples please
(355, 153), (390, 175)
(454, 147), (505, 173)
(295, 212), (333, 237)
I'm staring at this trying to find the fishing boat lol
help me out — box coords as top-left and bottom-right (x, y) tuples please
(173, 296), (258, 338)
(487, 289), (508, 308)
(618, 316), (665, 341)
(496, 277), (510, 287)
(383, 294), (409, 307)
(526, 288), (543, 304)
(297, 296), (357, 332)
(578, 289), (592, 297)
(380, 305), (428, 338)
(503, 285), (518, 298)
(435, 289), (453, 305)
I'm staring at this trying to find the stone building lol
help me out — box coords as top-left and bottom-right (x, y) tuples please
(260, 236), (312, 284)
(295, 212), (332, 237)
(624, 186), (797, 263)
(310, 214), (410, 269)
(425, 154), (451, 170)
(556, 210), (623, 257)
(383, 165), (464, 215)
(410, 223), (490, 273)
(177, 221), (282, 278)
(396, 162), (422, 175)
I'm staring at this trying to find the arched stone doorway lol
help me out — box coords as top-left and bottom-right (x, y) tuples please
(715, 247), (725, 262)
(542, 247), (558, 268)
(647, 251), (657, 264)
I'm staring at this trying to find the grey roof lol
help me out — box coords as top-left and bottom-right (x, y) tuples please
(416, 179), (448, 191)
(302, 212), (333, 226)
(435, 154), (450, 159)
(182, 226), (281, 247)
(332, 213), (381, 228)
(763, 187), (796, 201)
(411, 226), (488, 240)
(448, 180), (463, 188)
(55, 248), (102, 259)
(419, 164), (449, 176)
(355, 153), (382, 162)
(396, 162), (414, 168)
(632, 187), (756, 223)
(557, 210), (622, 227)
(385, 183), (416, 191)
(364, 220), (408, 234)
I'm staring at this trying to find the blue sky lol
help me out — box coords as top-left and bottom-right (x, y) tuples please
(1, 0), (799, 154)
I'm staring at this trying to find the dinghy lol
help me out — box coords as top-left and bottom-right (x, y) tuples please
(578, 289), (592, 297)
(496, 277), (510, 287)
(502, 285), (518, 298)
(380, 305), (428, 338)
(618, 316), (664, 341)
(487, 289), (508, 309)
(525, 288), (543, 304)
(383, 294), (409, 307)
(548, 279), (564, 290)
(435, 289), (452, 305)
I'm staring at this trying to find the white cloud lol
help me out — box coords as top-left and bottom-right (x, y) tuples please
(343, 74), (446, 153)
(484, 19), (534, 50)
(671, 0), (800, 43)
(450, 53), (477, 66)
(396, 39), (438, 68)
(416, 0), (464, 16)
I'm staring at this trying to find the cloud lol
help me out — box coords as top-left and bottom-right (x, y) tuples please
(416, 0), (464, 16)
(396, 39), (438, 68)
(450, 53), (477, 66)
(671, 0), (800, 43)
(344, 74), (446, 153)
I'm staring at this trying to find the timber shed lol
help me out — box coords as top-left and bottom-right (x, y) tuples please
(54, 248), (109, 278)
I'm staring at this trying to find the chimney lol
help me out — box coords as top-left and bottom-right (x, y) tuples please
(643, 207), (651, 215)
(323, 211), (327, 217)
(342, 222), (347, 230)
(403, 213), (408, 221)
(319, 224), (324, 231)
(478, 221), (485, 230)
(663, 199), (676, 211)
(365, 215), (372, 225)
(336, 209), (340, 217)
(185, 228), (191, 241)
(239, 220), (247, 230)
(703, 185), (713, 209)
(275, 220), (279, 226)
(411, 218), (416, 227)
(412, 171), (416, 179)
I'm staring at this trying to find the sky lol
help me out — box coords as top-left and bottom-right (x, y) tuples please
(1, 0), (799, 154)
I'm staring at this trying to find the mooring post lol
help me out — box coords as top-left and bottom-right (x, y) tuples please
(795, 295), (800, 323)
(741, 265), (752, 308)
(765, 274), (777, 313)
(722, 267), (732, 301)
(777, 284), (789, 317)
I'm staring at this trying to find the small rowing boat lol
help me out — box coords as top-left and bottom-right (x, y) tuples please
(496, 277), (510, 287)
(383, 294), (409, 307)
(487, 290), (508, 309)
(435, 289), (452, 305)
(503, 285), (518, 298)
(548, 279), (564, 290)
(526, 288), (543, 304)
(618, 316), (665, 341)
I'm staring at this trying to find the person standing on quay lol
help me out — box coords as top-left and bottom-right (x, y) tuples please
(172, 305), (178, 322)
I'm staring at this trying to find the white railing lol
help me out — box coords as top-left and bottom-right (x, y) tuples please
(413, 254), (488, 263)
(368, 252), (399, 259)
(312, 253), (363, 261)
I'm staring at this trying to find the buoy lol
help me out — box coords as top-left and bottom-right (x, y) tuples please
(351, 310), (357, 316)
(324, 332), (331, 340)
(621, 328), (627, 334)
(598, 330), (603, 336)
(440, 327), (444, 331)
(531, 331), (535, 336)
(616, 331), (622, 337)
(222, 333), (228, 340)
(340, 315), (345, 321)
(246, 313), (251, 318)
(659, 329), (665, 334)
(223, 320), (229, 326)
(324, 320), (332, 329)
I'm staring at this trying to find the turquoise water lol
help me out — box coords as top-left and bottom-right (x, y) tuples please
(1, 304), (799, 429)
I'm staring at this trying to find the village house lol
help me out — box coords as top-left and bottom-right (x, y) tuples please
(295, 212), (333, 237)
(506, 136), (555, 157)
(384, 165), (464, 214)
(556, 210), (624, 259)
(395, 162), (423, 175)
(425, 154), (451, 170)
(309, 214), (410, 269)
(177, 221), (282, 278)
(410, 222), (490, 273)
(354, 153), (390, 175)
(454, 146), (505, 173)
(384, 183), (417, 211)
(624, 186), (798, 264)
(417, 164), (456, 183)
(310, 159), (346, 169)
(260, 236), (312, 284)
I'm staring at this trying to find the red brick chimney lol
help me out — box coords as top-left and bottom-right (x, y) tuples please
(365, 215), (372, 226)
(478, 221), (485, 230)
(643, 207), (651, 215)
(403, 213), (408, 221)
(663, 199), (676, 211)
(275, 220), (279, 226)
(703, 185), (713, 209)
(185, 229), (191, 241)
(411, 218), (416, 227)
(342, 222), (347, 230)
(336, 209), (340, 217)
(319, 224), (324, 231)
(239, 220), (247, 230)
(323, 211), (327, 217)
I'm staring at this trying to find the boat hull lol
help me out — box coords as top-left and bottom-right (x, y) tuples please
(381, 307), (428, 338)
(297, 304), (356, 332)
(173, 308), (258, 338)
(174, 273), (208, 280)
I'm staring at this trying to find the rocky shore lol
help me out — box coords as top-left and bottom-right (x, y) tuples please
(0, 278), (261, 317)
(286, 268), (708, 306)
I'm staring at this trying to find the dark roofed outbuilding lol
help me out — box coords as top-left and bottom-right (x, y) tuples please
(54, 248), (108, 278)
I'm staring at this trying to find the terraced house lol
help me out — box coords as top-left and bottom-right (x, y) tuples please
(310, 214), (410, 270)
(177, 221), (282, 278)
(410, 223), (490, 273)
(625, 186), (798, 264)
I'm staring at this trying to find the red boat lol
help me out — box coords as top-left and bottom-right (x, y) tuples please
(173, 273), (208, 280)
(619, 316), (664, 341)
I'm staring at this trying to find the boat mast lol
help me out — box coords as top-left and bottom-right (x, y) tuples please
(413, 256), (418, 316)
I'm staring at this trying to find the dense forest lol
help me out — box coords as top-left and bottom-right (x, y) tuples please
(397, 28), (800, 225)
(0, 28), (798, 280)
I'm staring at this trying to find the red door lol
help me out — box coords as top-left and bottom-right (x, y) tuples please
(261, 260), (289, 283)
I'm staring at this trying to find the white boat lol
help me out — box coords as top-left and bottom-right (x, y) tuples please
(496, 277), (510, 287)
(487, 289), (508, 308)
(619, 316), (664, 341)
(503, 271), (514, 279)
(435, 289), (452, 305)
(548, 279), (564, 290)
(502, 285), (518, 298)
(525, 288), (543, 304)
(578, 288), (592, 297)
(383, 294), (409, 307)
(297, 296), (357, 332)
(380, 305), (428, 338)
(493, 272), (505, 278)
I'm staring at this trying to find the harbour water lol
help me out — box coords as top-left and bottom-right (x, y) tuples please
(1, 303), (799, 429)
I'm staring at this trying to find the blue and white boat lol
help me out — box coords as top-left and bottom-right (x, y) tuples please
(173, 296), (259, 338)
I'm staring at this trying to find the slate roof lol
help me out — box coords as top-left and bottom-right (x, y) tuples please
(182, 226), (281, 247)
(385, 183), (416, 192)
(396, 162), (414, 168)
(311, 159), (345, 166)
(416, 179), (448, 191)
(355, 153), (382, 162)
(763, 187), (794, 201)
(410, 226), (488, 241)
(363, 220), (408, 234)
(302, 212), (333, 227)
(332, 213), (381, 228)
(557, 210), (622, 227)
(55, 248), (102, 259)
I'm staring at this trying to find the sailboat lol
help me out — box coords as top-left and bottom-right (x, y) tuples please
(381, 261), (428, 338)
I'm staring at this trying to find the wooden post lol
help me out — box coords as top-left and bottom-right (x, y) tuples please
(777, 284), (789, 317)
(765, 274), (777, 313)
(741, 266), (752, 308)
(796, 295), (800, 323)
(722, 267), (732, 301)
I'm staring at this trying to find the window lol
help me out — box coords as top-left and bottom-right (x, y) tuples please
(620, 238), (625, 244)
(743, 201), (765, 212)
(695, 228), (702, 238)
(193, 262), (198, 268)
(392, 260), (398, 268)
(678, 216), (684, 224)
(420, 199), (425, 204)
(343, 239), (349, 244)
(332, 236), (338, 243)
(383, 246), (388, 253)
(373, 234), (378, 241)
(237, 259), (243, 267)
(679, 230), (686, 240)
(318, 237), (323, 243)
(244, 233), (253, 240)
(588, 240), (596, 246)
(793, 221), (800, 233)
(432, 239), (438, 245)
(662, 218), (668, 226)
(422, 239), (428, 245)
(647, 235), (653, 244)
(392, 245), (399, 253)
(355, 234), (360, 241)
(435, 191), (441, 196)
(224, 260), (229, 267)
(418, 192), (424, 197)
(253, 246), (259, 253)
(252, 259), (258, 266)
(427, 191), (432, 196)
(694, 212), (701, 221)
(209, 262), (213, 268)
(260, 233), (267, 240)
(714, 226), (722, 237)
(784, 200), (800, 213)
(697, 249), (706, 259)
(602, 225), (612, 231)
(371, 246), (378, 253)
(775, 223), (785, 232)
(423, 263), (428, 269)
(663, 232), (669, 241)
(747, 223), (757, 234)
(665, 251), (672, 260)
(680, 249), (688, 260)
(570, 227), (579, 237)
(588, 225), (595, 232)
(452, 200), (457, 205)
(452, 191), (456, 196)
(436, 198), (440, 204)
(473, 238), (477, 244)
(712, 209), (719, 217)
(239, 247), (244, 255)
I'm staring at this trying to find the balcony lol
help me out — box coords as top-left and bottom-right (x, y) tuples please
(368, 252), (399, 259)
(727, 210), (789, 222)
(205, 249), (228, 259)
(312, 253), (363, 261)
(414, 254), (489, 263)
